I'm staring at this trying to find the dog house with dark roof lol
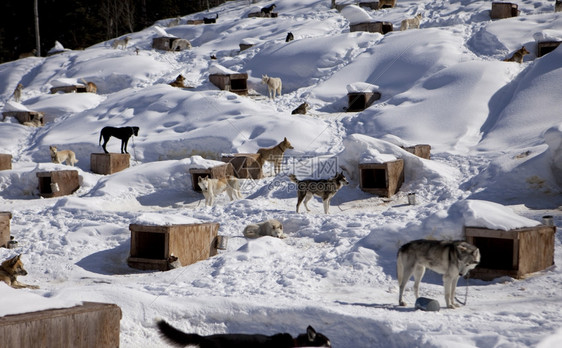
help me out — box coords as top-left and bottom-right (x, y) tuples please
(152, 36), (178, 50)
(402, 144), (431, 159)
(490, 2), (519, 19)
(359, 159), (404, 197)
(346, 82), (381, 112)
(350, 21), (393, 34)
(0, 154), (12, 170)
(209, 64), (249, 96)
(90, 153), (130, 175)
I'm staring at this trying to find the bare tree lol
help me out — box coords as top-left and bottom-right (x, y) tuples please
(101, 0), (135, 40)
(34, 0), (40, 56)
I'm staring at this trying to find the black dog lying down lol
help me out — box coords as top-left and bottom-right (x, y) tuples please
(157, 320), (331, 348)
(99, 126), (139, 154)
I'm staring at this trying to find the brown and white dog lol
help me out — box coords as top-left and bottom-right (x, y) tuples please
(503, 46), (530, 63)
(198, 176), (242, 207)
(169, 75), (186, 88)
(50, 145), (79, 166)
(12, 83), (23, 102)
(0, 254), (39, 289)
(289, 172), (349, 214)
(257, 137), (294, 175)
(81, 79), (98, 93)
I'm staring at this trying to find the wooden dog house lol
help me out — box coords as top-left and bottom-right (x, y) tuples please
(50, 85), (88, 94)
(189, 163), (234, 192)
(350, 21), (393, 34)
(0, 302), (121, 348)
(490, 2), (519, 19)
(127, 223), (220, 271)
(403, 144), (431, 159)
(359, 159), (404, 197)
(537, 41), (561, 57)
(359, 2), (380, 10)
(465, 225), (556, 280)
(90, 153), (130, 175)
(0, 212), (11, 248)
(239, 43), (254, 51)
(0, 154), (12, 170)
(2, 111), (45, 126)
(209, 73), (249, 95)
(248, 12), (278, 18)
(221, 153), (263, 179)
(36, 170), (80, 198)
(152, 36), (178, 51)
(378, 0), (396, 9)
(347, 91), (381, 112)
(187, 19), (205, 25)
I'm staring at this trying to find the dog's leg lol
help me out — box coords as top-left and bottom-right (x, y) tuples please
(323, 198), (330, 214)
(444, 274), (459, 308)
(102, 136), (110, 153)
(412, 264), (426, 300)
(302, 192), (313, 212)
(397, 254), (414, 306)
(295, 191), (305, 213)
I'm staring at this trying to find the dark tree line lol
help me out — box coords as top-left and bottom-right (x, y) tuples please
(0, 0), (227, 63)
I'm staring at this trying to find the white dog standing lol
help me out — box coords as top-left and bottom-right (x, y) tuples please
(243, 219), (287, 239)
(171, 39), (192, 51)
(400, 13), (422, 31)
(112, 36), (130, 49)
(198, 176), (242, 207)
(261, 75), (282, 99)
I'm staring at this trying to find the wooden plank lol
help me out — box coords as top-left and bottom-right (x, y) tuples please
(90, 153), (130, 175)
(0, 154), (12, 170)
(0, 212), (11, 248)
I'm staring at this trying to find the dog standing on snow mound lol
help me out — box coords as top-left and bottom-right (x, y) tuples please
(289, 172), (349, 214)
(256, 137), (294, 175)
(397, 239), (480, 309)
(156, 320), (332, 348)
(198, 175), (242, 207)
(243, 219), (287, 239)
(503, 46), (530, 63)
(261, 74), (282, 100)
(99, 126), (139, 154)
(50, 145), (79, 166)
(400, 13), (422, 31)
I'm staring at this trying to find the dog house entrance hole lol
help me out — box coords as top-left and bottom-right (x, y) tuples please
(39, 177), (53, 194)
(349, 95), (367, 111)
(230, 78), (247, 91)
(361, 168), (387, 189)
(134, 232), (165, 259)
(472, 236), (514, 270)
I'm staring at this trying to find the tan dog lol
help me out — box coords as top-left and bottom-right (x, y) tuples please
(81, 79), (98, 93)
(112, 36), (130, 49)
(169, 74), (186, 88)
(378, 0), (396, 9)
(1, 254), (39, 289)
(401, 13), (422, 30)
(50, 145), (79, 166)
(198, 176), (242, 206)
(12, 83), (23, 102)
(243, 219), (287, 239)
(503, 46), (530, 63)
(18, 49), (37, 59)
(257, 137), (294, 175)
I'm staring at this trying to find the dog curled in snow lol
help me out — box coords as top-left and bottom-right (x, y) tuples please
(80, 79), (97, 93)
(99, 126), (139, 154)
(286, 32), (294, 42)
(111, 36), (130, 49)
(261, 4), (276, 16)
(400, 13), (422, 31)
(503, 46), (530, 63)
(397, 239), (480, 309)
(49, 145), (79, 166)
(171, 38), (192, 51)
(243, 219), (287, 239)
(198, 175), (242, 207)
(169, 74), (186, 88)
(1, 254), (39, 289)
(157, 320), (331, 348)
(12, 83), (23, 102)
(261, 74), (282, 100)
(291, 102), (309, 115)
(256, 137), (294, 175)
(289, 172), (349, 214)
(378, 0), (396, 9)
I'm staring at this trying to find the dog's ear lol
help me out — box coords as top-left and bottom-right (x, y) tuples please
(306, 326), (317, 341)
(10, 254), (22, 265)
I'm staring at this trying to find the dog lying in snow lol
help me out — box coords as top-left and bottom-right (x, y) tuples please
(243, 219), (286, 239)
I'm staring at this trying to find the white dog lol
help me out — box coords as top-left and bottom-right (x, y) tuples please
(49, 146), (78, 166)
(400, 13), (422, 31)
(198, 176), (242, 206)
(243, 219), (286, 239)
(112, 37), (130, 49)
(261, 75), (282, 99)
(171, 39), (192, 51)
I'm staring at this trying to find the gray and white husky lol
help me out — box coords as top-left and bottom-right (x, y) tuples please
(289, 172), (349, 214)
(198, 176), (242, 207)
(397, 239), (480, 308)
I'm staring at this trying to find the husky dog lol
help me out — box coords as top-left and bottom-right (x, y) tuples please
(378, 0), (396, 9)
(261, 4), (276, 15)
(503, 46), (530, 63)
(198, 176), (242, 207)
(286, 32), (294, 42)
(397, 239), (480, 309)
(169, 74), (186, 88)
(157, 320), (331, 348)
(18, 49), (37, 59)
(291, 102), (309, 115)
(171, 39), (192, 51)
(111, 36), (130, 49)
(12, 83), (23, 102)
(0, 254), (39, 289)
(256, 137), (294, 175)
(99, 126), (139, 154)
(400, 13), (422, 30)
(261, 75), (282, 99)
(81, 79), (97, 93)
(289, 172), (349, 214)
(49, 145), (79, 166)
(243, 219), (287, 239)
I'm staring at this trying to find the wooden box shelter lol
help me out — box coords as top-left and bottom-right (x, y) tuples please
(152, 36), (178, 51)
(465, 225), (556, 280)
(90, 153), (130, 175)
(209, 73), (249, 95)
(248, 12), (278, 18)
(221, 153), (263, 179)
(239, 43), (254, 51)
(403, 144), (431, 159)
(36, 170), (80, 198)
(359, 159), (404, 197)
(50, 85), (88, 94)
(378, 0), (396, 8)
(347, 91), (381, 111)
(0, 302), (121, 348)
(2, 111), (45, 126)
(127, 223), (220, 271)
(0, 212), (11, 248)
(490, 2), (519, 19)
(189, 163), (234, 192)
(0, 154), (12, 170)
(537, 41), (561, 57)
(187, 19), (205, 25)
(350, 21), (393, 34)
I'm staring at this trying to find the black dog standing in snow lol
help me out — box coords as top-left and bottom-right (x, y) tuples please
(99, 126), (139, 154)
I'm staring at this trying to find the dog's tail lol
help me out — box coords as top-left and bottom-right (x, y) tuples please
(156, 320), (203, 347)
(288, 173), (298, 183)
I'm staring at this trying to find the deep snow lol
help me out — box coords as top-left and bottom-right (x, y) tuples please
(1, 0), (562, 347)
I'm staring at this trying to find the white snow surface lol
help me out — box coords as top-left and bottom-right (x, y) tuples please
(1, 0), (562, 347)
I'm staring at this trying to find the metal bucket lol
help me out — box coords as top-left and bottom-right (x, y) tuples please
(542, 215), (554, 226)
(415, 297), (440, 312)
(216, 235), (229, 250)
(407, 192), (416, 205)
